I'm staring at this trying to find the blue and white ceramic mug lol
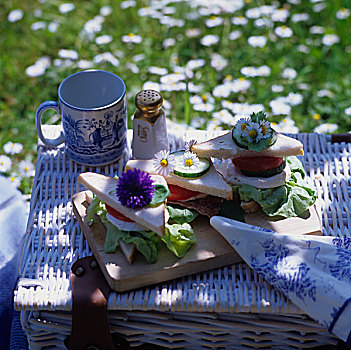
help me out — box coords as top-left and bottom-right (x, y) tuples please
(36, 70), (127, 166)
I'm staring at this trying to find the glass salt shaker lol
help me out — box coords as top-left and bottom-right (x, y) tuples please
(132, 90), (169, 159)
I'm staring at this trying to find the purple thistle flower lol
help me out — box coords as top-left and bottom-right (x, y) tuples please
(116, 169), (155, 208)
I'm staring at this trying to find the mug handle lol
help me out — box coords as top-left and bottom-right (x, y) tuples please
(36, 101), (65, 147)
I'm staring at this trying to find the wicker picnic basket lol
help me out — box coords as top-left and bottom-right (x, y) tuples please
(15, 124), (350, 349)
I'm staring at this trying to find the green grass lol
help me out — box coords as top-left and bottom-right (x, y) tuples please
(1, 0), (351, 195)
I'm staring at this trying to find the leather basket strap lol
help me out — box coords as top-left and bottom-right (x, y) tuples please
(69, 255), (114, 350)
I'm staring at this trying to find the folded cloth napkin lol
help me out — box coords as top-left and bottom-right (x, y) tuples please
(210, 216), (351, 344)
(0, 175), (28, 350)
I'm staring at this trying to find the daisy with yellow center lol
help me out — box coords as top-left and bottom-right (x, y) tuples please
(259, 119), (271, 139)
(243, 122), (263, 143)
(153, 150), (176, 176)
(234, 117), (251, 134)
(182, 151), (200, 169)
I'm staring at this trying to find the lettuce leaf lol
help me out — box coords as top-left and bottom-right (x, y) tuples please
(85, 198), (197, 263)
(166, 206), (198, 224)
(162, 222), (197, 258)
(233, 156), (316, 218)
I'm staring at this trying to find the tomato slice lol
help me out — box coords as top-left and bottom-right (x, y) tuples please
(168, 184), (201, 201)
(232, 156), (284, 172)
(105, 204), (134, 222)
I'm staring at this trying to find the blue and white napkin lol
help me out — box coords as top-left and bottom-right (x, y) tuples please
(210, 216), (351, 344)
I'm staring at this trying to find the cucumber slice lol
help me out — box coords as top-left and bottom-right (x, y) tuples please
(240, 160), (286, 178)
(232, 128), (278, 151)
(171, 150), (210, 178)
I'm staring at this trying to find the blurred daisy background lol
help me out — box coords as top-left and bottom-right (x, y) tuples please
(1, 0), (351, 196)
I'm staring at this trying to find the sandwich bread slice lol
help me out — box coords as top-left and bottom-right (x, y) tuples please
(77, 170), (197, 264)
(191, 112), (316, 219)
(126, 159), (232, 200)
(78, 172), (167, 236)
(191, 130), (304, 159)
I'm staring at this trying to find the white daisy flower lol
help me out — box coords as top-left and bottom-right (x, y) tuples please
(153, 150), (176, 176)
(3, 141), (23, 155)
(235, 117), (251, 134)
(8, 9), (23, 22)
(59, 3), (75, 14)
(184, 139), (197, 152)
(259, 119), (272, 139)
(200, 34), (219, 46)
(8, 173), (21, 188)
(182, 151), (200, 169)
(228, 30), (242, 40)
(19, 160), (35, 177)
(243, 122), (263, 143)
(122, 33), (142, 44)
(0, 155), (12, 172)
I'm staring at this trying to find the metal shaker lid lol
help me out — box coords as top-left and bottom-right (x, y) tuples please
(135, 90), (163, 114)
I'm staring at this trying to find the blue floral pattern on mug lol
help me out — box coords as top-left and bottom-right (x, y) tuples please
(62, 98), (127, 166)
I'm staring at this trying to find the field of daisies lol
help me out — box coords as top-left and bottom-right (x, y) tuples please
(1, 0), (351, 196)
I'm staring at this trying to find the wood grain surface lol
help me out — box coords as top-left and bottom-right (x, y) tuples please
(73, 191), (322, 292)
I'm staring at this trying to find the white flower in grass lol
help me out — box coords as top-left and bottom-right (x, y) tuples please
(200, 34), (219, 46)
(0, 155), (12, 173)
(291, 13), (309, 22)
(77, 60), (93, 69)
(143, 81), (160, 91)
(230, 78), (251, 93)
(59, 3), (75, 14)
(274, 26), (293, 38)
(344, 106), (351, 116)
(148, 66), (168, 75)
(193, 102), (214, 112)
(228, 30), (242, 41)
(310, 25), (325, 34)
(8, 9), (23, 22)
(184, 140), (197, 152)
(271, 8), (289, 22)
(322, 34), (339, 46)
(205, 16), (224, 28)
(100, 5), (113, 16)
(19, 160), (35, 177)
(182, 152), (200, 169)
(153, 150), (176, 176)
(232, 16), (248, 26)
(314, 123), (338, 134)
(247, 36), (267, 48)
(93, 52), (119, 67)
(210, 53), (227, 72)
(336, 8), (350, 20)
(122, 33), (142, 44)
(213, 110), (236, 126)
(185, 28), (201, 38)
(58, 49), (78, 60)
(282, 67), (297, 79)
(243, 122), (263, 143)
(9, 173), (21, 189)
(120, 1), (136, 9)
(186, 59), (205, 70)
(3, 142), (23, 155)
(213, 84), (231, 98)
(95, 35), (113, 45)
(31, 21), (46, 31)
(162, 38), (176, 48)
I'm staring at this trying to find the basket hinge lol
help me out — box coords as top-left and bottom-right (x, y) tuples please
(69, 255), (117, 350)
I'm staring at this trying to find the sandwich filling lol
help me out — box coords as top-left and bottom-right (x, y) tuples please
(85, 170), (198, 264)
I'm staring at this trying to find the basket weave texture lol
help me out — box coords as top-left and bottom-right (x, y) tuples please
(14, 126), (350, 348)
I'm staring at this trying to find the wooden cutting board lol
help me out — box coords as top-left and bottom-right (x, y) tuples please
(73, 191), (322, 292)
(73, 191), (241, 292)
